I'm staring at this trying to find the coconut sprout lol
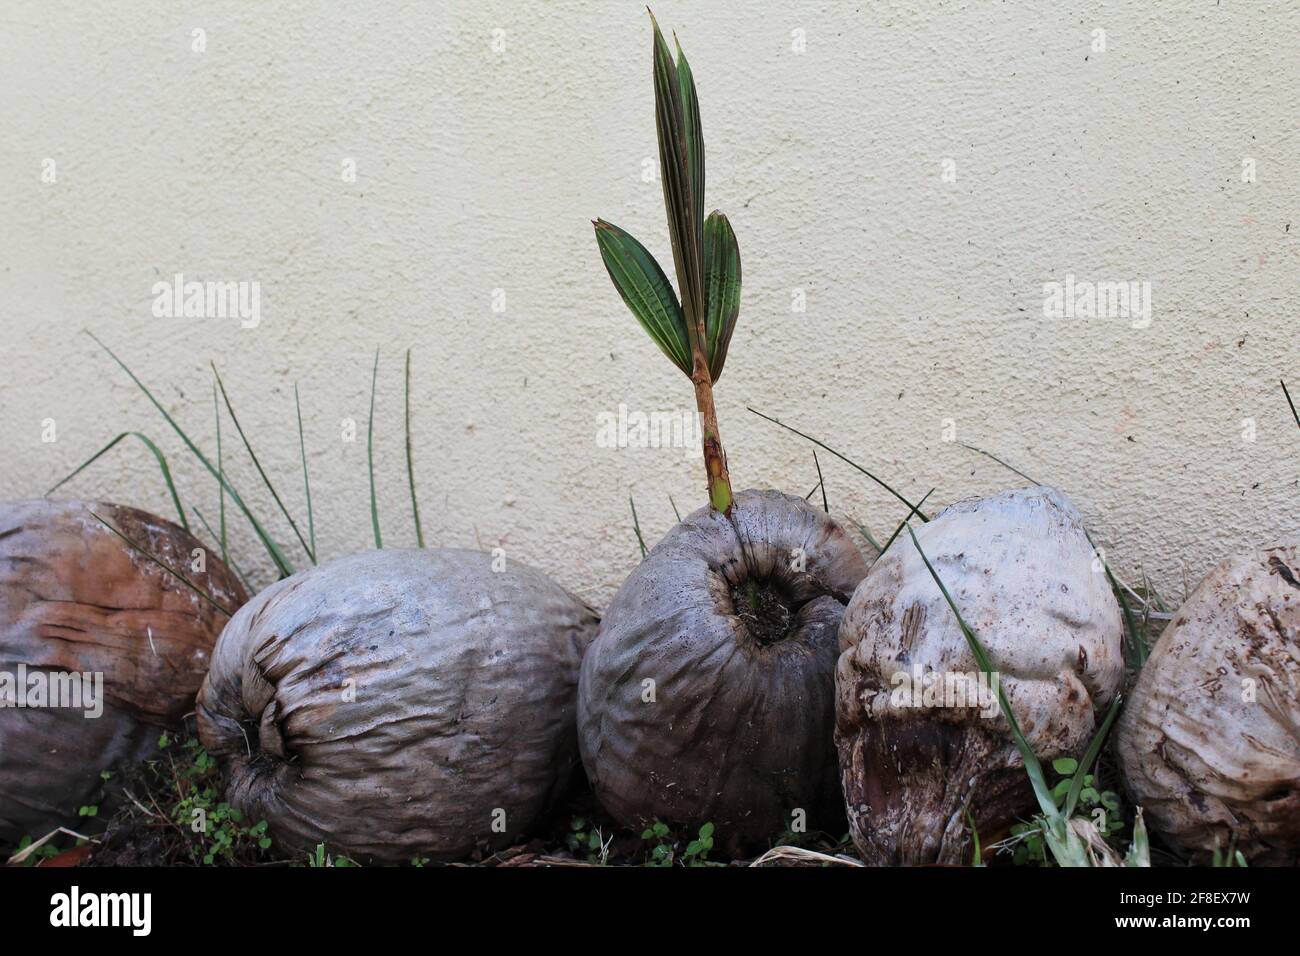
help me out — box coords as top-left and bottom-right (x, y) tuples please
(578, 16), (870, 846)
(591, 13), (740, 515)
(580, 490), (867, 842)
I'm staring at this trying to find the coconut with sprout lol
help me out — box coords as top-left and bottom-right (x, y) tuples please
(835, 486), (1124, 864)
(581, 489), (868, 843)
(577, 17), (870, 847)
(1115, 535), (1300, 865)
(197, 548), (598, 864)
(0, 499), (246, 847)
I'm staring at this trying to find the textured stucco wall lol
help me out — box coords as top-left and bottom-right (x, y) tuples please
(1, 1), (1296, 609)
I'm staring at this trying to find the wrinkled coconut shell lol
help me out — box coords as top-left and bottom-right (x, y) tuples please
(1116, 536), (1300, 864)
(197, 548), (598, 864)
(578, 489), (869, 847)
(836, 486), (1123, 865)
(0, 499), (246, 846)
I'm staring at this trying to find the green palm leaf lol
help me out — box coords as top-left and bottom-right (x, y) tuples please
(650, 13), (704, 354)
(703, 210), (741, 382)
(594, 219), (691, 375)
(676, 37), (705, 254)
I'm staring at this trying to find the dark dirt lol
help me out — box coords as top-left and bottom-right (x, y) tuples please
(731, 578), (796, 646)
(88, 817), (179, 867)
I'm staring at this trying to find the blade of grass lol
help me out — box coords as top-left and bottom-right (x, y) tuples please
(405, 348), (425, 548)
(90, 510), (233, 618)
(630, 494), (647, 559)
(1062, 694), (1124, 819)
(212, 363), (315, 565)
(668, 494), (681, 523)
(1126, 809), (1150, 867)
(1283, 380), (1299, 431)
(192, 506), (252, 595)
(46, 432), (188, 532)
(86, 331), (293, 578)
(1119, 579), (1147, 668)
(747, 406), (930, 520)
(368, 347), (382, 549)
(878, 489), (935, 557)
(213, 381), (227, 565)
(847, 516), (882, 553)
(294, 382), (315, 560)
(813, 451), (828, 513)
(957, 441), (1037, 484)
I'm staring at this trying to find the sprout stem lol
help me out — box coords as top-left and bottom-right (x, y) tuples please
(690, 357), (732, 513)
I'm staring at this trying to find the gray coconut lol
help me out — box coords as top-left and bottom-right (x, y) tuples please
(577, 489), (870, 847)
(196, 547), (597, 864)
(0, 499), (246, 846)
(835, 486), (1123, 864)
(1115, 535), (1300, 864)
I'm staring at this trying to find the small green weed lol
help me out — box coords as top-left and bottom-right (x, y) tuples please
(640, 820), (719, 867)
(157, 732), (273, 865)
(307, 843), (355, 867)
(566, 816), (613, 865)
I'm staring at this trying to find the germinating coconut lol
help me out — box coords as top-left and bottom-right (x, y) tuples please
(579, 490), (869, 845)
(582, 20), (876, 848)
(835, 486), (1124, 865)
(197, 548), (598, 864)
(0, 499), (246, 846)
(1116, 535), (1300, 865)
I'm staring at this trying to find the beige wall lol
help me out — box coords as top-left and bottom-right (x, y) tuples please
(2, 1), (1296, 609)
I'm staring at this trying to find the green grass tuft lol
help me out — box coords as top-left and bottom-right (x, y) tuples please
(46, 432), (188, 532)
(212, 363), (316, 565)
(86, 331), (293, 577)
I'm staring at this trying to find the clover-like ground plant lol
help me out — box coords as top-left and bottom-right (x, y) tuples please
(577, 14), (871, 849)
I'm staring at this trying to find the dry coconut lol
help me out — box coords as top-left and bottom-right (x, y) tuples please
(1116, 535), (1300, 864)
(835, 485), (1123, 864)
(197, 547), (598, 864)
(0, 499), (246, 846)
(578, 489), (869, 847)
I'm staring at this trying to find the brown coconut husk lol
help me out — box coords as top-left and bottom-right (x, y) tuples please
(0, 498), (246, 846)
